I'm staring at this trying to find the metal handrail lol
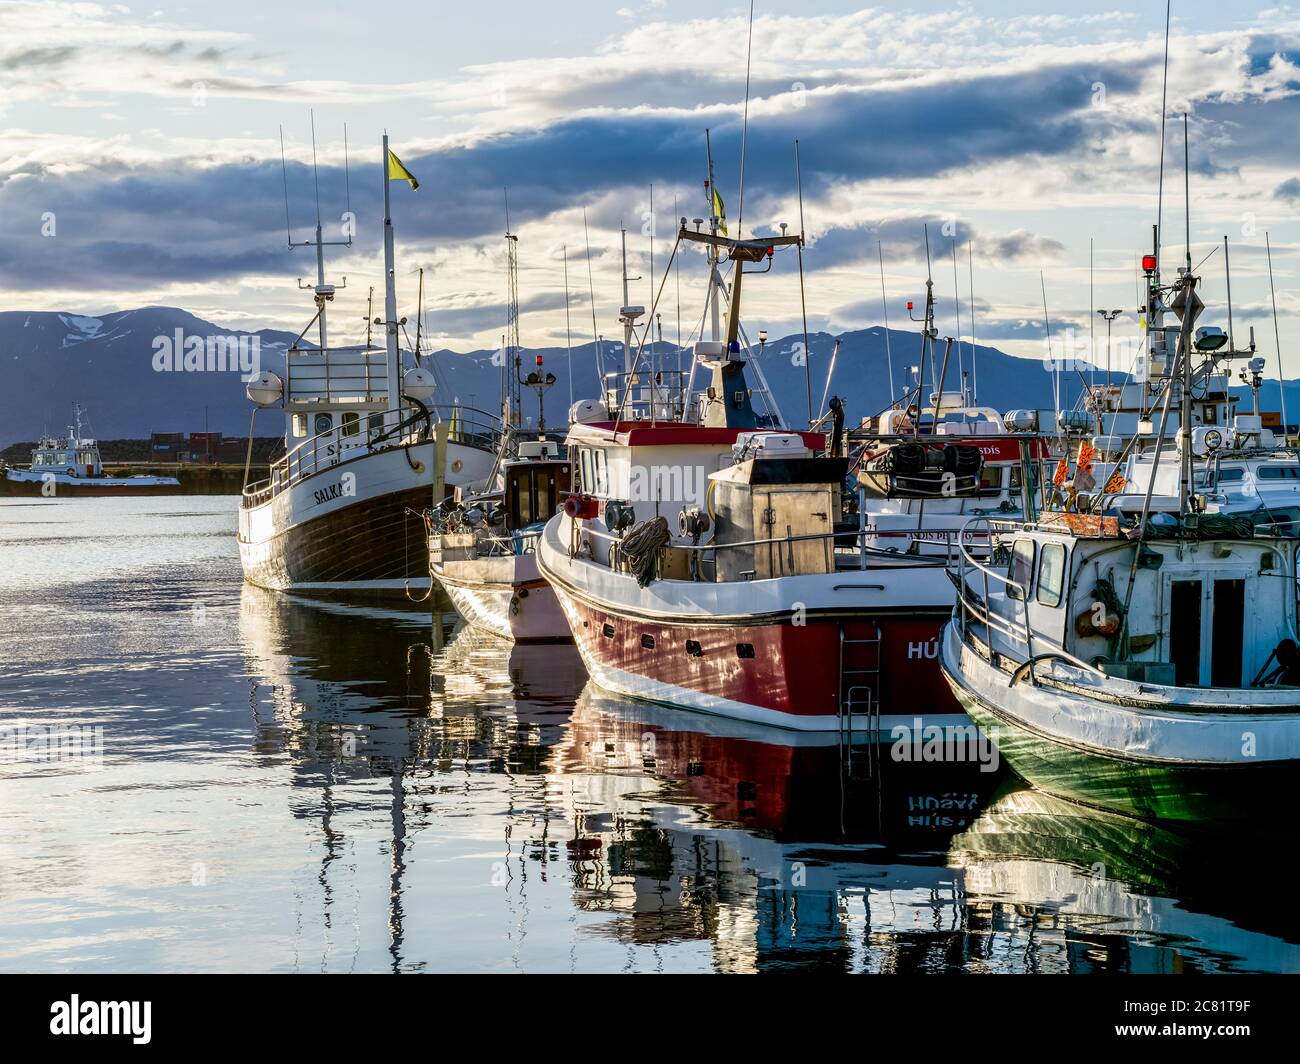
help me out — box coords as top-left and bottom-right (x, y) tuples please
(243, 403), (502, 505)
(572, 520), (963, 572)
(953, 515), (1105, 684)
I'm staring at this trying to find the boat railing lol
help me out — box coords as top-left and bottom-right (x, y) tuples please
(953, 516), (1102, 685)
(243, 403), (502, 507)
(572, 520), (971, 576)
(601, 369), (691, 423)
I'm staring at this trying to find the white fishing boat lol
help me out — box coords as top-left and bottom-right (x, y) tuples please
(426, 226), (573, 642)
(1, 406), (179, 495)
(853, 387), (1049, 558)
(237, 133), (497, 598)
(429, 438), (572, 642)
(941, 256), (1300, 822)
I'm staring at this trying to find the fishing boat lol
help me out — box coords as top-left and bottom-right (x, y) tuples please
(1, 406), (180, 496)
(237, 133), (498, 598)
(536, 187), (978, 731)
(941, 257), (1300, 822)
(428, 437), (572, 641)
(853, 384), (1048, 559)
(426, 228), (573, 641)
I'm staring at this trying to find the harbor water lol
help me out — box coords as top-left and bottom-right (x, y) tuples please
(1, 496), (1295, 973)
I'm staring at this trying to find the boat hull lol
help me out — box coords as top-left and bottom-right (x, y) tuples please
(538, 517), (960, 731)
(433, 553), (570, 643)
(238, 439), (493, 598)
(2, 470), (180, 496)
(940, 623), (1300, 822)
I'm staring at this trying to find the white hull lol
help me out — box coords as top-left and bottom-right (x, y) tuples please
(433, 552), (570, 642)
(940, 622), (1300, 765)
(5, 468), (179, 488)
(239, 439), (494, 596)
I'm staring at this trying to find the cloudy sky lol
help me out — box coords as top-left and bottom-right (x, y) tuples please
(2, 0), (1299, 379)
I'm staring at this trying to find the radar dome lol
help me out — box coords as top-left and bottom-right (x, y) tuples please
(246, 371), (283, 407)
(402, 367), (437, 406)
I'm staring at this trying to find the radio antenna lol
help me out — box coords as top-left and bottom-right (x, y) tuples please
(283, 114), (351, 351)
(310, 110), (322, 227)
(967, 240), (978, 403)
(1183, 112), (1192, 273)
(1224, 234), (1235, 352)
(735, 0), (756, 237)
(414, 266), (424, 365)
(952, 239), (964, 403)
(279, 125), (293, 247)
(1267, 231), (1289, 435)
(878, 241), (894, 401)
(795, 139), (812, 424)
(563, 244), (574, 409)
(583, 207), (601, 390)
(1155, 0), (1171, 275)
(343, 122), (352, 219)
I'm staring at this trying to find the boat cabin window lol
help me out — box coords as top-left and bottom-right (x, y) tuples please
(313, 413), (332, 436)
(1257, 465), (1299, 480)
(1008, 539), (1035, 599)
(292, 414), (308, 438)
(1036, 542), (1066, 608)
(578, 448), (607, 495)
(341, 412), (360, 437)
(506, 464), (569, 530)
(1196, 467), (1244, 486)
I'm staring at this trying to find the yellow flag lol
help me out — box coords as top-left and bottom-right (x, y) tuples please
(711, 186), (727, 236)
(387, 149), (419, 191)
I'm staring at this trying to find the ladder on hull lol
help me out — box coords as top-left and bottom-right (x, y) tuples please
(838, 623), (883, 736)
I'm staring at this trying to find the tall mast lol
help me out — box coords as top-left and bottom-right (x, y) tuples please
(381, 132), (401, 418)
(705, 130), (721, 343)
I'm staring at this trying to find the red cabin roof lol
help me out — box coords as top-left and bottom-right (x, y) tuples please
(569, 422), (826, 450)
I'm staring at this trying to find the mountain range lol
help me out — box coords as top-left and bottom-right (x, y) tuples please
(1, 306), (1290, 447)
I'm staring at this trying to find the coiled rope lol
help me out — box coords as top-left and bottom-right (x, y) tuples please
(620, 516), (672, 587)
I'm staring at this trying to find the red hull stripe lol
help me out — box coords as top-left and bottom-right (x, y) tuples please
(557, 588), (958, 718)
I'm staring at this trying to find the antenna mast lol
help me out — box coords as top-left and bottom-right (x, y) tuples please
(795, 139), (812, 424)
(878, 241), (895, 402)
(282, 117), (352, 352)
(505, 191), (522, 428)
(1267, 231), (1290, 438)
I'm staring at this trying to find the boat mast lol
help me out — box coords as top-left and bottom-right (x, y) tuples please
(705, 130), (722, 344)
(620, 228), (635, 373)
(381, 132), (402, 419)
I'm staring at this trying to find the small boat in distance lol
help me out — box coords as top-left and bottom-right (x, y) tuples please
(1, 405), (180, 496)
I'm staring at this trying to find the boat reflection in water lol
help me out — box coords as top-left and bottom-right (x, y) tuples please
(236, 586), (1297, 973)
(952, 787), (1300, 974)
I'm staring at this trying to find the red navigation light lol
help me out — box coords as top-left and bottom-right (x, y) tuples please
(535, 355), (544, 365)
(703, 180), (710, 188)
(766, 246), (774, 257)
(1142, 254), (1157, 272)
(906, 301), (914, 311)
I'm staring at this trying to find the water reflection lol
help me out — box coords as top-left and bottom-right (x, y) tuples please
(2, 538), (1291, 972)
(952, 787), (1300, 973)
